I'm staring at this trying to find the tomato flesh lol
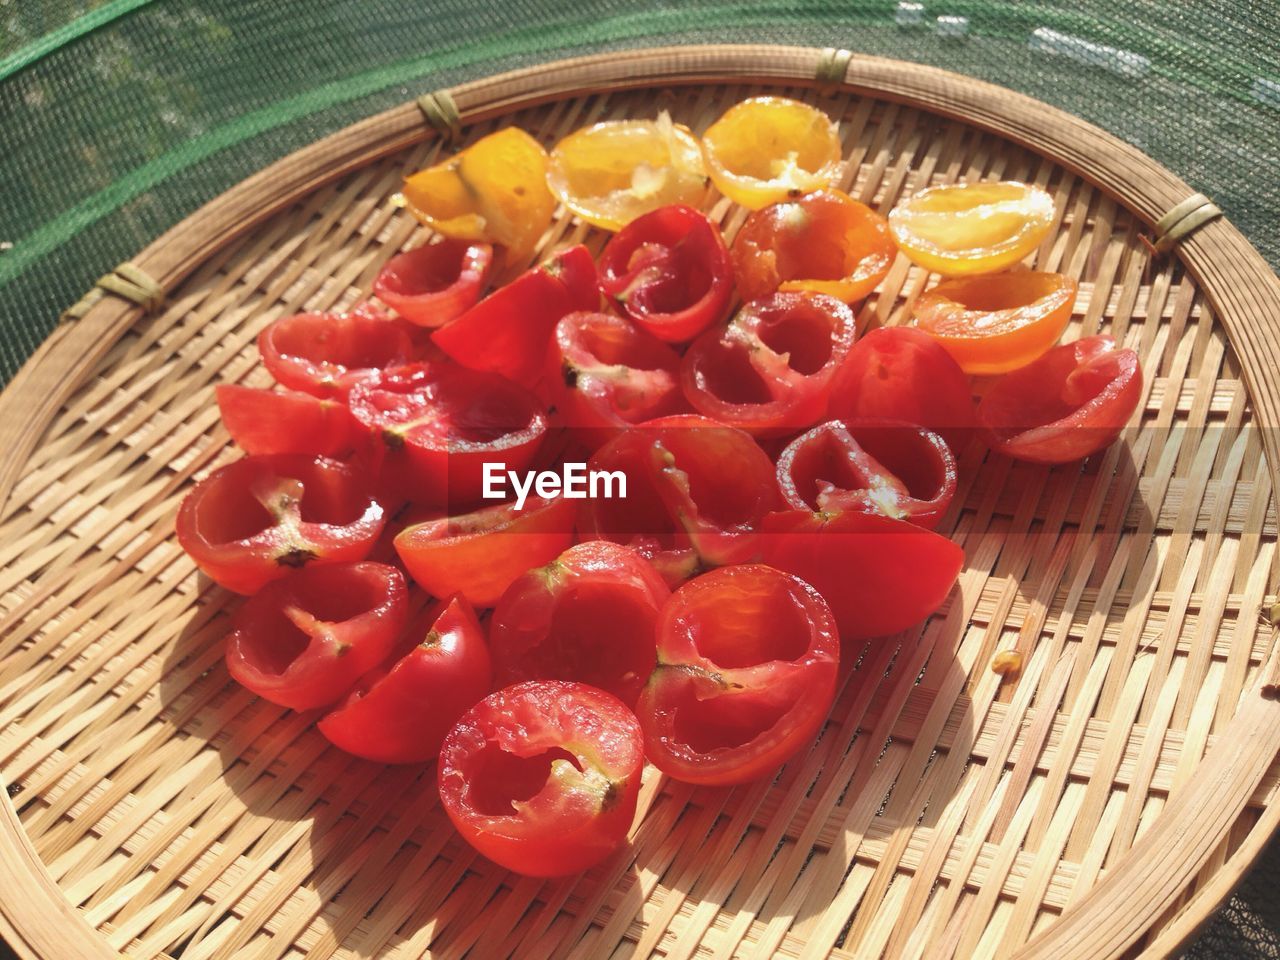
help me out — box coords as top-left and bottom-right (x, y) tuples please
(373, 239), (494, 328)
(431, 244), (598, 390)
(977, 334), (1142, 463)
(259, 303), (415, 399)
(394, 495), (576, 608)
(761, 509), (964, 640)
(913, 271), (1076, 374)
(637, 564), (839, 785)
(489, 541), (669, 707)
(776, 419), (957, 528)
(438, 680), (644, 876)
(828, 326), (976, 449)
(225, 561), (407, 710)
(176, 454), (386, 595)
(318, 595), (491, 762)
(347, 362), (547, 508)
(215, 384), (367, 458)
(732, 190), (894, 304)
(598, 205), (733, 343)
(681, 291), (856, 435)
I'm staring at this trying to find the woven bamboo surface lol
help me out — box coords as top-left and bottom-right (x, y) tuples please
(1, 45), (1279, 960)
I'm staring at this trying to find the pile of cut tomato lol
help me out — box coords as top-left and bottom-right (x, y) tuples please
(177, 97), (1143, 877)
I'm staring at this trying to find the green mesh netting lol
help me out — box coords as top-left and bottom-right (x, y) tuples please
(1, 4), (1279, 957)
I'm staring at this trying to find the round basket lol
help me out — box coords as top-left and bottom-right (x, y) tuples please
(1, 45), (1279, 960)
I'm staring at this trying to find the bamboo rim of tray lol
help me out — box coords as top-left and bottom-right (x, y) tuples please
(0, 44), (1277, 960)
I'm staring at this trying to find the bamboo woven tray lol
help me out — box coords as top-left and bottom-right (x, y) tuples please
(2, 44), (1280, 960)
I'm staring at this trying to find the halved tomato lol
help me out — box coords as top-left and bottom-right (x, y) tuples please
(259, 303), (414, 399)
(373, 238), (493, 328)
(215, 384), (367, 458)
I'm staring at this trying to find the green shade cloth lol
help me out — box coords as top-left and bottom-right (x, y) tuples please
(1, 4), (1278, 957)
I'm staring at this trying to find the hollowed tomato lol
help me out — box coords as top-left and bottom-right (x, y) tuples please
(373, 238), (493, 327)
(438, 680), (644, 877)
(489, 541), (669, 707)
(225, 561), (407, 711)
(636, 564), (839, 785)
(259, 303), (414, 399)
(318, 594), (491, 762)
(680, 292), (856, 435)
(175, 455), (385, 594)
(776, 419), (957, 528)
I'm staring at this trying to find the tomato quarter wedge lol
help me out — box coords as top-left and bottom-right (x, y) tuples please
(977, 334), (1142, 464)
(776, 419), (957, 528)
(176, 455), (385, 595)
(373, 239), (493, 328)
(490, 541), (669, 707)
(318, 595), (491, 762)
(259, 303), (414, 399)
(432, 244), (598, 390)
(637, 564), (839, 786)
(761, 509), (963, 640)
(732, 190), (894, 304)
(598, 205), (733, 344)
(438, 680), (644, 877)
(395, 495), (576, 608)
(215, 385), (367, 458)
(225, 561), (407, 711)
(681, 292), (857, 435)
(913, 271), (1076, 374)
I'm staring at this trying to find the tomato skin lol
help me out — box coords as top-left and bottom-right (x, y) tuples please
(395, 496), (576, 608)
(431, 245), (599, 390)
(637, 564), (839, 786)
(438, 680), (644, 877)
(347, 362), (547, 508)
(259, 303), (415, 399)
(760, 509), (963, 640)
(913, 271), (1075, 375)
(215, 384), (368, 458)
(828, 326), (976, 449)
(547, 310), (686, 450)
(489, 541), (669, 707)
(598, 205), (734, 343)
(680, 292), (857, 436)
(373, 239), (494, 328)
(579, 414), (781, 569)
(732, 190), (894, 304)
(776, 419), (957, 528)
(176, 455), (386, 595)
(977, 335), (1142, 464)
(317, 595), (491, 762)
(225, 561), (407, 710)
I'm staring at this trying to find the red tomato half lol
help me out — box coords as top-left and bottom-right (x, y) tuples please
(176, 455), (385, 594)
(548, 311), (686, 450)
(579, 414), (781, 570)
(637, 564), (839, 786)
(681, 292), (856, 435)
(828, 326), (976, 449)
(438, 680), (644, 877)
(761, 510), (963, 640)
(598, 205), (734, 343)
(977, 334), (1142, 464)
(732, 189), (894, 304)
(373, 238), (494, 327)
(348, 362), (547, 507)
(432, 245), (598, 389)
(259, 303), (415, 398)
(225, 561), (407, 710)
(318, 595), (491, 762)
(215, 384), (367, 457)
(489, 541), (669, 707)
(775, 419), (957, 528)
(394, 495), (576, 608)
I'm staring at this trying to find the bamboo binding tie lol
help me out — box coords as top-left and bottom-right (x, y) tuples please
(1146, 192), (1222, 254)
(417, 89), (461, 140)
(815, 47), (853, 93)
(61, 261), (165, 322)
